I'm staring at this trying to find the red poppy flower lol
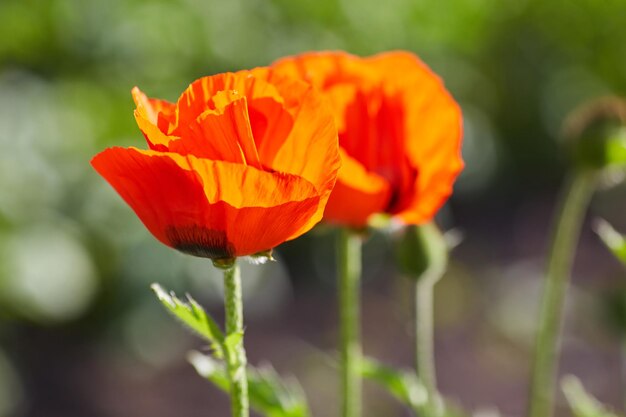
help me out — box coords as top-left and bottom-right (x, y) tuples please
(91, 69), (340, 259)
(271, 51), (463, 227)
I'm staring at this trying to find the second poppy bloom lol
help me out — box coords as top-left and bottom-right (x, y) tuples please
(92, 69), (340, 259)
(271, 51), (464, 227)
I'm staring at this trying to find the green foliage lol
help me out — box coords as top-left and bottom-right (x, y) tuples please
(361, 357), (472, 417)
(189, 351), (310, 417)
(153, 284), (310, 417)
(561, 375), (620, 417)
(360, 357), (428, 413)
(593, 219), (626, 265)
(151, 283), (225, 358)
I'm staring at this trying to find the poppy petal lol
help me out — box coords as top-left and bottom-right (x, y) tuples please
(247, 96), (294, 164)
(365, 51), (464, 222)
(91, 147), (213, 248)
(323, 149), (391, 226)
(260, 80), (341, 233)
(131, 87), (176, 130)
(169, 97), (262, 169)
(131, 87), (178, 151)
(365, 51), (436, 82)
(271, 50), (463, 226)
(174, 72), (286, 132)
(91, 147), (322, 257)
(271, 51), (368, 91)
(398, 90), (463, 224)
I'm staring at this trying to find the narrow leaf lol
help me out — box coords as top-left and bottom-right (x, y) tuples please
(593, 219), (626, 265)
(562, 375), (619, 417)
(188, 350), (230, 390)
(225, 331), (244, 351)
(361, 358), (470, 417)
(151, 283), (225, 357)
(189, 351), (310, 417)
(224, 330), (244, 365)
(360, 357), (428, 412)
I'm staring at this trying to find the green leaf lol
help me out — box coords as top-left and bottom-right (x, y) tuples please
(188, 350), (230, 390)
(360, 357), (428, 413)
(151, 283), (225, 358)
(593, 219), (626, 265)
(361, 358), (471, 417)
(189, 351), (310, 417)
(223, 330), (244, 365)
(224, 331), (244, 351)
(562, 375), (619, 417)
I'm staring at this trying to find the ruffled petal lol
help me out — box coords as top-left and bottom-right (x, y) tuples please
(91, 146), (213, 249)
(324, 149), (391, 227)
(271, 51), (369, 90)
(174, 71), (286, 132)
(181, 149), (326, 246)
(131, 87), (178, 150)
(367, 52), (463, 222)
(247, 96), (294, 163)
(169, 97), (262, 169)
(91, 147), (322, 257)
(259, 75), (341, 234)
(365, 51), (437, 83)
(272, 51), (463, 226)
(398, 88), (464, 224)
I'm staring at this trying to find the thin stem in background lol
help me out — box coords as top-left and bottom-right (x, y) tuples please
(622, 336), (626, 414)
(338, 229), (362, 417)
(416, 279), (437, 401)
(223, 261), (250, 417)
(528, 171), (596, 417)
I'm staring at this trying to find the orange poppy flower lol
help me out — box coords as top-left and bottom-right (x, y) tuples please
(271, 51), (463, 227)
(91, 69), (340, 259)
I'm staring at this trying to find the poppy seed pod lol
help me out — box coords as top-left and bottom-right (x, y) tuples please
(395, 222), (448, 283)
(564, 96), (626, 171)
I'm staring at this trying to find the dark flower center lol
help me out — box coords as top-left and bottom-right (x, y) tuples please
(166, 225), (236, 260)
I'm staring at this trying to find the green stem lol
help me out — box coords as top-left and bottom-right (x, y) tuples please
(529, 171), (596, 417)
(621, 336), (626, 414)
(416, 279), (437, 401)
(338, 228), (362, 417)
(223, 261), (249, 417)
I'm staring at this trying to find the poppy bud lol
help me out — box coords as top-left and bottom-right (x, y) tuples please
(395, 222), (448, 284)
(564, 96), (626, 171)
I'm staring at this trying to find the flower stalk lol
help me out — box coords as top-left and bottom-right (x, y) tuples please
(621, 337), (626, 414)
(528, 171), (596, 417)
(415, 278), (437, 400)
(338, 228), (362, 417)
(396, 223), (448, 403)
(221, 260), (250, 417)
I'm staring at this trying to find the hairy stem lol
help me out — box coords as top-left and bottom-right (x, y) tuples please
(338, 229), (362, 417)
(529, 171), (596, 417)
(223, 262), (249, 417)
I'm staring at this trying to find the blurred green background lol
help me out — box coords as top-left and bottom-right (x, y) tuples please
(1, 0), (626, 416)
